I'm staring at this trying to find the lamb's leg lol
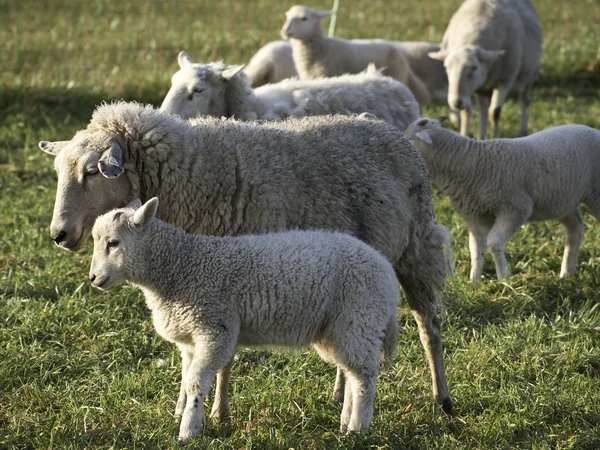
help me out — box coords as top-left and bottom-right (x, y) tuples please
(344, 367), (378, 433)
(477, 94), (491, 140)
(210, 356), (234, 422)
(559, 209), (584, 277)
(450, 110), (461, 129)
(489, 85), (510, 139)
(460, 107), (471, 137)
(487, 212), (530, 279)
(468, 221), (491, 281)
(175, 344), (194, 417)
(332, 368), (345, 404)
(519, 85), (532, 137)
(339, 368), (354, 434)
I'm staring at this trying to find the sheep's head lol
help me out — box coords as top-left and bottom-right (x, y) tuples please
(281, 5), (332, 41)
(405, 117), (448, 147)
(429, 45), (505, 112)
(39, 135), (132, 251)
(89, 197), (159, 290)
(160, 51), (245, 119)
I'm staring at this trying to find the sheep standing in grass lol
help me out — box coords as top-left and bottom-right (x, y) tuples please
(243, 40), (297, 87)
(160, 52), (419, 129)
(429, 0), (542, 139)
(40, 102), (453, 416)
(406, 117), (600, 280)
(90, 197), (400, 442)
(281, 5), (432, 105)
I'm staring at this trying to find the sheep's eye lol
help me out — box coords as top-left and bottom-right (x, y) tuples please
(84, 166), (98, 176)
(301, 16), (308, 21)
(187, 88), (204, 101)
(106, 239), (120, 251)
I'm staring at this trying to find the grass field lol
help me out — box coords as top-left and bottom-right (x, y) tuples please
(1, 0), (600, 448)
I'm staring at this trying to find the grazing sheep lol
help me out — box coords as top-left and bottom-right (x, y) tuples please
(281, 5), (432, 105)
(160, 52), (419, 129)
(406, 117), (600, 280)
(243, 40), (297, 87)
(39, 102), (453, 416)
(429, 0), (542, 139)
(90, 197), (400, 442)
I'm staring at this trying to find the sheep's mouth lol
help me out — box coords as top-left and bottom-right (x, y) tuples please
(57, 228), (88, 252)
(93, 276), (110, 290)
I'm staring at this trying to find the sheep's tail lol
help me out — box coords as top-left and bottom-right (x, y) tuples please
(406, 71), (431, 106)
(380, 316), (399, 370)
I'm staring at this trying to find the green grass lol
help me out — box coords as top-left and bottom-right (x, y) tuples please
(1, 0), (600, 448)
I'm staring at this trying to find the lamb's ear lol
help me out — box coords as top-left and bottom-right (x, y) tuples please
(428, 50), (449, 61)
(178, 51), (195, 68)
(437, 117), (449, 124)
(221, 65), (245, 80)
(132, 197), (159, 227)
(414, 130), (433, 145)
(477, 48), (505, 64)
(314, 10), (333, 19)
(39, 140), (70, 156)
(98, 142), (124, 179)
(126, 199), (143, 210)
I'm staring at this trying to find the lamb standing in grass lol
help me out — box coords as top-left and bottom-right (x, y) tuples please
(428, 0), (542, 139)
(281, 5), (432, 105)
(40, 102), (453, 417)
(243, 40), (297, 87)
(160, 52), (419, 129)
(406, 117), (600, 280)
(89, 197), (400, 443)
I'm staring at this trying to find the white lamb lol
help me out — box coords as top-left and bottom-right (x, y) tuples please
(90, 197), (400, 442)
(160, 52), (419, 129)
(406, 117), (600, 280)
(243, 40), (297, 87)
(281, 5), (432, 105)
(429, 0), (542, 139)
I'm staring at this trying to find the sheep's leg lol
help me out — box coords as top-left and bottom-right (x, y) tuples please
(209, 356), (234, 422)
(332, 368), (345, 404)
(175, 344), (194, 417)
(459, 107), (471, 137)
(477, 94), (491, 140)
(519, 84), (532, 136)
(344, 367), (378, 433)
(487, 213), (529, 279)
(339, 368), (354, 434)
(559, 209), (584, 277)
(489, 85), (510, 139)
(468, 221), (491, 281)
(449, 110), (461, 129)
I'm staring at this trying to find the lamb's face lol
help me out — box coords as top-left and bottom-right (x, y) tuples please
(161, 58), (215, 119)
(39, 136), (131, 252)
(281, 5), (331, 41)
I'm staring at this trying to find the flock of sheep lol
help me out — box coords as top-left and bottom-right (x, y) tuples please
(36, 0), (600, 444)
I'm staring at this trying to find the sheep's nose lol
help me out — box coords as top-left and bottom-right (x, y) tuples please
(89, 274), (96, 283)
(454, 99), (463, 110)
(52, 230), (67, 244)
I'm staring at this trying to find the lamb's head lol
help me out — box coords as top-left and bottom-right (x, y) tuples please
(39, 133), (132, 252)
(405, 117), (448, 149)
(429, 45), (505, 112)
(89, 197), (159, 290)
(160, 51), (245, 119)
(281, 5), (332, 41)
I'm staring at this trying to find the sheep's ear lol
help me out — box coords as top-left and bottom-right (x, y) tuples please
(98, 142), (124, 179)
(416, 118), (429, 127)
(39, 140), (70, 156)
(477, 48), (505, 64)
(221, 65), (245, 80)
(414, 130), (433, 145)
(437, 117), (449, 124)
(126, 199), (143, 210)
(428, 50), (449, 61)
(132, 197), (159, 227)
(178, 51), (195, 68)
(314, 10), (333, 19)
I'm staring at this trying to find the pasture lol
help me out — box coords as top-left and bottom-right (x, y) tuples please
(1, 0), (600, 448)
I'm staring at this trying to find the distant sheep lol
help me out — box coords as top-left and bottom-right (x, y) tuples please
(39, 102), (453, 418)
(429, 0), (542, 139)
(160, 52), (419, 129)
(406, 117), (600, 280)
(281, 5), (432, 105)
(90, 197), (400, 442)
(243, 40), (297, 87)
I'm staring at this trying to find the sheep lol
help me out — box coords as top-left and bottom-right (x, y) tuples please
(405, 117), (600, 280)
(89, 197), (400, 442)
(38, 102), (453, 416)
(160, 51), (419, 129)
(280, 5), (432, 105)
(243, 40), (297, 87)
(428, 0), (542, 139)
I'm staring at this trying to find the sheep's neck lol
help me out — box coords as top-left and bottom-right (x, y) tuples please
(290, 31), (328, 78)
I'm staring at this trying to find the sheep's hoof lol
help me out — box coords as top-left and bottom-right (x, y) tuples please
(434, 396), (453, 415)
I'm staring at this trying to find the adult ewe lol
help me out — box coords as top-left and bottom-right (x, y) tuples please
(160, 52), (419, 130)
(281, 5), (432, 105)
(429, 0), (542, 139)
(90, 197), (400, 442)
(406, 117), (600, 280)
(244, 40), (297, 87)
(39, 102), (452, 415)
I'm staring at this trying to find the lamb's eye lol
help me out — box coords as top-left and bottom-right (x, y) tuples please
(106, 239), (120, 251)
(84, 166), (98, 176)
